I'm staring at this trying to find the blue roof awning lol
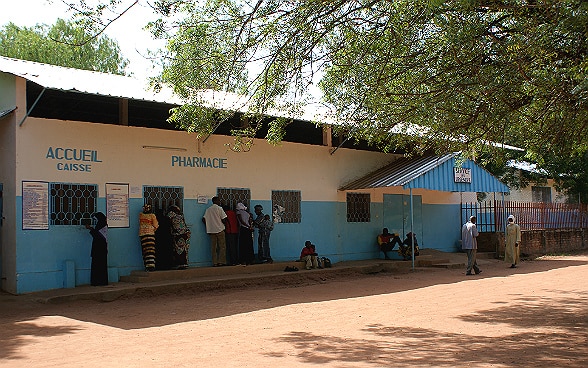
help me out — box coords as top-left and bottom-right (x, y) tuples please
(339, 153), (509, 193)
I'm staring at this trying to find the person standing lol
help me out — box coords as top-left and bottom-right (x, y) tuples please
(253, 205), (274, 263)
(505, 215), (522, 268)
(154, 207), (174, 270)
(236, 202), (255, 265)
(461, 215), (481, 275)
(139, 204), (159, 272)
(168, 205), (191, 270)
(223, 205), (239, 266)
(86, 212), (108, 286)
(202, 196), (228, 266)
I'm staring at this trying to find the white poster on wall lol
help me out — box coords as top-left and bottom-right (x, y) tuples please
(454, 167), (472, 183)
(22, 181), (49, 230)
(106, 183), (130, 228)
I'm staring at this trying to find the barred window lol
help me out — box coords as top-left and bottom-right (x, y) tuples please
(143, 186), (184, 213)
(50, 183), (97, 225)
(347, 192), (370, 222)
(272, 190), (301, 223)
(217, 188), (251, 209)
(532, 186), (552, 203)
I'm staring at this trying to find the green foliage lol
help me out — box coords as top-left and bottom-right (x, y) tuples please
(142, 0), (587, 161)
(531, 149), (588, 203)
(64, 0), (587, 188)
(0, 19), (128, 74)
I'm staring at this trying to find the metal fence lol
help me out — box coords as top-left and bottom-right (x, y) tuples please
(461, 200), (588, 232)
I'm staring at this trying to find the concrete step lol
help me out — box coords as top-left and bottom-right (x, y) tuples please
(120, 261), (303, 283)
(118, 252), (472, 284)
(417, 258), (450, 266)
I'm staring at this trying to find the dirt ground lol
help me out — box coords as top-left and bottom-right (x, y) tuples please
(1, 252), (587, 368)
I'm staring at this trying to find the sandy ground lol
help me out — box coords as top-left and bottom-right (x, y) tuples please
(1, 252), (587, 368)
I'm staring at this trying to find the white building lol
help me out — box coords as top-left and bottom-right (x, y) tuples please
(0, 57), (508, 294)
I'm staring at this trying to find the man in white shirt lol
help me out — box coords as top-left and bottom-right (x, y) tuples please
(202, 196), (228, 266)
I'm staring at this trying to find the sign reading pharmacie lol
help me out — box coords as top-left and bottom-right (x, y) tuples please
(454, 167), (472, 183)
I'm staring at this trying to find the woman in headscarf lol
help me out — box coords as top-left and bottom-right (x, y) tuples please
(505, 215), (521, 268)
(139, 204), (159, 271)
(86, 212), (108, 286)
(167, 204), (191, 269)
(236, 202), (255, 265)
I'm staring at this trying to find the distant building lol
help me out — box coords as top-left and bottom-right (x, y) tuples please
(505, 160), (571, 203)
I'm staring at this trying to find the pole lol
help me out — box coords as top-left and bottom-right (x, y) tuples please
(410, 188), (415, 270)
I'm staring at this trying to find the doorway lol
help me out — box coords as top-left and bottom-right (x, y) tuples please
(383, 193), (423, 245)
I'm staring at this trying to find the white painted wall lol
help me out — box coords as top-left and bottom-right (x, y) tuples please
(0, 73), (21, 293)
(15, 117), (402, 202)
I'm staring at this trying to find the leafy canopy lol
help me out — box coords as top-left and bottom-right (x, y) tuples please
(143, 0), (587, 158)
(61, 0), (588, 199)
(0, 18), (128, 74)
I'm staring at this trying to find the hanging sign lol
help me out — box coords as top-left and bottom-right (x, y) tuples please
(454, 167), (472, 183)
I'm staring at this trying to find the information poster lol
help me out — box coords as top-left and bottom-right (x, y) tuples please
(106, 183), (130, 228)
(22, 181), (49, 230)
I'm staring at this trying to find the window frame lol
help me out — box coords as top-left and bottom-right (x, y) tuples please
(49, 182), (98, 226)
(143, 185), (184, 213)
(271, 190), (301, 223)
(346, 192), (371, 222)
(217, 187), (251, 210)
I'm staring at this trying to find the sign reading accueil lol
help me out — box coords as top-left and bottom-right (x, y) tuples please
(454, 167), (472, 183)
(46, 147), (102, 172)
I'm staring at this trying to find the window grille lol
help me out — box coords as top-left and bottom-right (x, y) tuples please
(347, 192), (370, 222)
(50, 183), (97, 225)
(217, 188), (251, 209)
(531, 186), (552, 203)
(272, 190), (301, 223)
(143, 186), (184, 213)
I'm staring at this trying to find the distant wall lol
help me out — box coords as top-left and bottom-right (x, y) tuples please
(492, 229), (588, 257)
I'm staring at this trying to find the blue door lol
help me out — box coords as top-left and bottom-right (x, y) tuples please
(383, 193), (423, 246)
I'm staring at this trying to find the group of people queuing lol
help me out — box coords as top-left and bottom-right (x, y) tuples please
(203, 197), (274, 267)
(377, 228), (420, 261)
(461, 214), (521, 276)
(89, 199), (524, 286)
(138, 203), (191, 272)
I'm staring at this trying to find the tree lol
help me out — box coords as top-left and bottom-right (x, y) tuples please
(143, 0), (586, 157)
(0, 19), (128, 75)
(62, 1), (588, 161)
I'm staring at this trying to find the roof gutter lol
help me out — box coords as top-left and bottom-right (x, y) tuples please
(0, 106), (17, 119)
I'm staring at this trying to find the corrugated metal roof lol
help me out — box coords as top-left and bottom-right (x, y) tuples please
(0, 56), (330, 122)
(0, 56), (182, 104)
(339, 153), (509, 193)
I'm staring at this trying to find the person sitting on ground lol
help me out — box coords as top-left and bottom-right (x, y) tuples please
(377, 228), (402, 260)
(300, 240), (319, 270)
(399, 232), (419, 260)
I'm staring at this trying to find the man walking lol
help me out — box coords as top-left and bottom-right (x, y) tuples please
(202, 196), (228, 266)
(462, 215), (482, 275)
